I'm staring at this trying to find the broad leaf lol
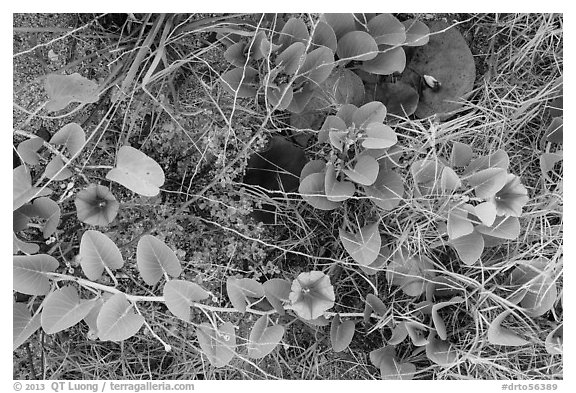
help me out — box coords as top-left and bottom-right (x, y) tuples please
(44, 156), (73, 181)
(263, 278), (291, 315)
(31, 197), (60, 239)
(17, 137), (44, 166)
(97, 293), (144, 342)
(299, 160), (326, 182)
(362, 123), (397, 149)
(475, 216), (520, 240)
(364, 169), (404, 210)
(41, 286), (96, 334)
(474, 201), (497, 227)
(363, 293), (387, 323)
(299, 172), (341, 210)
(339, 222), (381, 266)
(450, 142), (473, 167)
(373, 81), (419, 117)
(440, 167), (461, 193)
(447, 208), (473, 240)
(330, 314), (355, 352)
(276, 42), (306, 75)
(466, 168), (508, 199)
(321, 68), (365, 106)
(451, 230), (484, 265)
(318, 115), (347, 144)
(324, 163), (355, 202)
(487, 310), (529, 346)
(13, 233), (40, 255)
(278, 17), (310, 49)
(247, 315), (285, 359)
(386, 251), (434, 297)
(267, 83), (294, 110)
(296, 46), (334, 86)
(79, 230), (124, 281)
(343, 155), (379, 186)
(226, 277), (264, 313)
(220, 66), (259, 98)
(367, 14), (406, 45)
(163, 280), (209, 322)
(321, 13), (356, 40)
(352, 101), (387, 128)
(13, 166), (52, 211)
(337, 31), (378, 61)
(360, 46), (406, 75)
(431, 296), (464, 340)
(13, 254), (59, 295)
(137, 235), (182, 286)
(426, 333), (458, 367)
(45, 73), (99, 112)
(106, 146), (165, 197)
(224, 41), (248, 67)
(402, 19), (430, 46)
(336, 103), (358, 127)
(196, 322), (236, 368)
(50, 123), (86, 156)
(370, 346), (416, 380)
(311, 21), (337, 52)
(411, 158), (443, 185)
(13, 302), (42, 351)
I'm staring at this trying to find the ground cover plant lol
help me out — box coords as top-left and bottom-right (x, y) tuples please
(13, 13), (562, 380)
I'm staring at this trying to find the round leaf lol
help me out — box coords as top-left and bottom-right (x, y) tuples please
(320, 68), (365, 106)
(339, 222), (381, 266)
(364, 169), (404, 210)
(337, 31), (378, 61)
(324, 163), (355, 202)
(106, 146), (165, 197)
(45, 73), (99, 112)
(367, 14), (406, 45)
(220, 66), (259, 98)
(321, 13), (356, 40)
(163, 280), (209, 322)
(373, 81), (419, 117)
(248, 315), (285, 359)
(44, 156), (73, 181)
(79, 230), (124, 281)
(352, 101), (387, 128)
(41, 286), (96, 334)
(276, 42), (306, 75)
(330, 314), (355, 352)
(360, 46), (406, 75)
(402, 19), (430, 46)
(311, 21), (337, 51)
(278, 17), (310, 49)
(343, 155), (379, 186)
(362, 123), (397, 149)
(296, 46), (335, 86)
(13, 254), (59, 296)
(137, 235), (182, 286)
(299, 160), (326, 182)
(299, 172), (341, 211)
(97, 293), (144, 342)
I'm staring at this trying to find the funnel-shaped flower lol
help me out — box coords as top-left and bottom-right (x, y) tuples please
(289, 271), (335, 320)
(75, 184), (119, 226)
(489, 174), (529, 217)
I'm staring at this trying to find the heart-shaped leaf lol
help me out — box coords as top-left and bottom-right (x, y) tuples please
(41, 286), (97, 334)
(263, 278), (291, 315)
(352, 101), (387, 129)
(402, 19), (430, 47)
(17, 137), (44, 166)
(278, 17), (310, 49)
(79, 230), (124, 281)
(13, 302), (42, 351)
(362, 123), (397, 149)
(311, 21), (337, 51)
(451, 142), (473, 167)
(373, 81), (419, 117)
(137, 235), (182, 286)
(276, 42), (306, 75)
(343, 155), (379, 186)
(44, 156), (73, 181)
(321, 68), (365, 106)
(337, 31), (378, 61)
(97, 293), (145, 342)
(196, 322), (236, 368)
(367, 14), (406, 45)
(466, 168), (508, 199)
(163, 280), (209, 322)
(74, 184), (119, 227)
(226, 277), (264, 313)
(364, 168), (404, 210)
(324, 163), (355, 202)
(289, 271), (335, 320)
(330, 314), (355, 352)
(360, 46), (406, 75)
(220, 66), (259, 98)
(45, 73), (99, 112)
(50, 123), (86, 157)
(487, 310), (529, 346)
(370, 346), (416, 380)
(248, 315), (285, 359)
(106, 146), (165, 197)
(359, 245), (390, 276)
(299, 172), (341, 210)
(339, 222), (381, 266)
(13, 254), (59, 295)
(475, 216), (520, 240)
(321, 13), (356, 40)
(451, 230), (484, 265)
(431, 296), (464, 340)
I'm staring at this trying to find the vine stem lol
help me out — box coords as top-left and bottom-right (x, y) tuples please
(46, 272), (376, 319)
